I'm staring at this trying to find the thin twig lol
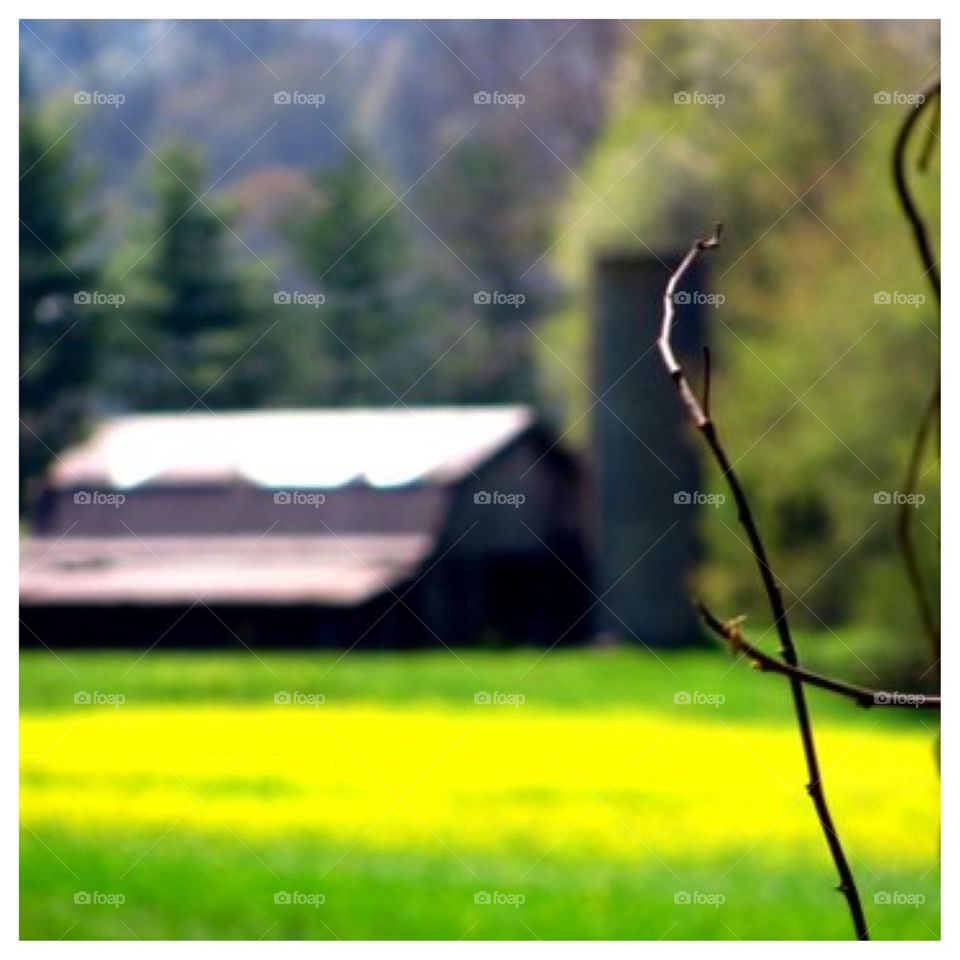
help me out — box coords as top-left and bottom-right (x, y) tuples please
(892, 80), (940, 664)
(658, 227), (869, 940)
(697, 602), (941, 710)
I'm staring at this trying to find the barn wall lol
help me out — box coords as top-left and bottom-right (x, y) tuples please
(422, 434), (593, 647)
(441, 434), (584, 552)
(33, 483), (449, 537)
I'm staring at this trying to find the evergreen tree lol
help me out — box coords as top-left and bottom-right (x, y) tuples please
(417, 133), (552, 403)
(20, 114), (101, 503)
(285, 152), (410, 405)
(118, 145), (273, 410)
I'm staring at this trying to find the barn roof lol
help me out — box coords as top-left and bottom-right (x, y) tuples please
(20, 534), (433, 606)
(50, 406), (536, 490)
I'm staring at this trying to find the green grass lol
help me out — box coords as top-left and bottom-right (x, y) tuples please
(18, 644), (938, 724)
(21, 828), (939, 940)
(20, 645), (940, 940)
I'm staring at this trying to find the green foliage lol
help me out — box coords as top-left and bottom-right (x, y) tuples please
(416, 133), (555, 402)
(282, 153), (415, 404)
(19, 115), (101, 501)
(107, 144), (278, 411)
(537, 21), (940, 667)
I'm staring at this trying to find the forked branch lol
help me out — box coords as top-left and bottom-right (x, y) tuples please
(658, 227), (869, 940)
(697, 602), (940, 710)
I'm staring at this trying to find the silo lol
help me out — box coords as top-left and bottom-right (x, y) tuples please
(592, 252), (706, 646)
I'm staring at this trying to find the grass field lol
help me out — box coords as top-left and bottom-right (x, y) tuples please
(20, 646), (940, 939)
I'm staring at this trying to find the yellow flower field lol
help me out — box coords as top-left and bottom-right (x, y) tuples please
(21, 701), (938, 864)
(20, 650), (940, 938)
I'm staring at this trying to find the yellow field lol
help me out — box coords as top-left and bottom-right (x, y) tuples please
(21, 701), (939, 865)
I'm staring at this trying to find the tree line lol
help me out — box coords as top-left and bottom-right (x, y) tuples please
(20, 114), (546, 502)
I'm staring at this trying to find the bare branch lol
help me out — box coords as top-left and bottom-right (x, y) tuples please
(697, 602), (940, 710)
(659, 226), (869, 939)
(896, 379), (940, 659)
(892, 80), (941, 663)
(893, 81), (940, 299)
(658, 223), (721, 428)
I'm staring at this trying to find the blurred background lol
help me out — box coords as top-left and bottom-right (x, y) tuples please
(20, 19), (939, 940)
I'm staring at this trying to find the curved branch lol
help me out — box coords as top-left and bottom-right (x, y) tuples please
(893, 80), (940, 663)
(659, 228), (869, 940)
(697, 602), (941, 710)
(896, 379), (940, 659)
(893, 81), (940, 298)
(658, 223), (721, 428)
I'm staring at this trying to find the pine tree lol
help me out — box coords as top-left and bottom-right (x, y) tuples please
(285, 152), (410, 405)
(20, 114), (101, 503)
(120, 145), (272, 411)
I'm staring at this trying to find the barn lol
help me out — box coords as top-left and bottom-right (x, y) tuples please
(20, 406), (592, 649)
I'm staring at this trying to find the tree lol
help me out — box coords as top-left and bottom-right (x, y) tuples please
(116, 145), (273, 411)
(283, 152), (412, 405)
(417, 133), (553, 403)
(539, 21), (940, 665)
(20, 113), (101, 504)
